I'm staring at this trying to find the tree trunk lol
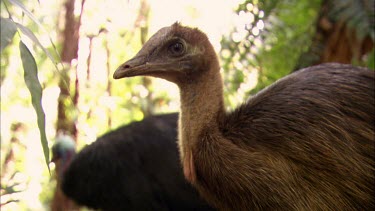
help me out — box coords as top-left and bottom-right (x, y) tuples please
(136, 0), (153, 117)
(294, 0), (374, 70)
(56, 0), (85, 137)
(104, 34), (113, 128)
(52, 0), (85, 210)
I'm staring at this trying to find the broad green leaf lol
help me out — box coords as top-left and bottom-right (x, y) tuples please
(15, 23), (69, 96)
(16, 23), (57, 67)
(0, 18), (17, 52)
(19, 41), (50, 170)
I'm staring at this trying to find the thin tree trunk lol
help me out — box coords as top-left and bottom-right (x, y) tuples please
(84, 35), (95, 121)
(136, 0), (153, 117)
(104, 33), (113, 128)
(86, 35), (94, 81)
(52, 0), (85, 210)
(56, 0), (86, 137)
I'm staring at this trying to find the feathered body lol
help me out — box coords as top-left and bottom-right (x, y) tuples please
(193, 64), (375, 210)
(114, 23), (375, 210)
(62, 113), (214, 211)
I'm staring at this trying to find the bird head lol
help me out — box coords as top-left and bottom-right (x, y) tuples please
(113, 23), (218, 85)
(51, 134), (76, 179)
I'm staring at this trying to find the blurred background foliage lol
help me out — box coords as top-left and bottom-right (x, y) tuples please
(1, 0), (374, 210)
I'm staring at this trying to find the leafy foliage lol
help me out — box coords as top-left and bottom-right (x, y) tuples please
(294, 0), (375, 69)
(1, 0), (60, 169)
(220, 0), (321, 107)
(16, 22), (58, 68)
(328, 0), (374, 41)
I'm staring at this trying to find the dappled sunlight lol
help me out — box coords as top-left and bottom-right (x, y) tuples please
(1, 1), (245, 209)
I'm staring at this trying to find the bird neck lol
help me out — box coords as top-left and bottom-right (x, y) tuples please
(178, 65), (225, 153)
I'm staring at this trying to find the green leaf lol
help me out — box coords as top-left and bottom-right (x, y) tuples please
(8, 0), (61, 68)
(19, 41), (50, 170)
(16, 23), (57, 67)
(7, 0), (44, 30)
(0, 18), (17, 52)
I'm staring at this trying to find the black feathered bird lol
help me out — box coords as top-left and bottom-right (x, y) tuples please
(50, 135), (79, 211)
(113, 23), (375, 210)
(62, 113), (214, 211)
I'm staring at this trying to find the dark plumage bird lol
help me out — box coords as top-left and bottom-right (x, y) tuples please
(50, 135), (79, 211)
(113, 23), (375, 210)
(51, 135), (76, 176)
(61, 113), (214, 211)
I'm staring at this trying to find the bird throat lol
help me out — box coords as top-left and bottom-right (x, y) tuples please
(178, 70), (225, 184)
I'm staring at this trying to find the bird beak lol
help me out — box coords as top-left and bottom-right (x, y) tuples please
(114, 55), (145, 79)
(113, 55), (171, 79)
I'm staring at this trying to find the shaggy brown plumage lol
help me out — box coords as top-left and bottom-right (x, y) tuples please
(114, 23), (375, 210)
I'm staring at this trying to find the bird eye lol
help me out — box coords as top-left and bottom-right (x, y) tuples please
(169, 42), (185, 56)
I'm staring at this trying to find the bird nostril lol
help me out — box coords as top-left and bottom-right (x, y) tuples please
(124, 64), (131, 69)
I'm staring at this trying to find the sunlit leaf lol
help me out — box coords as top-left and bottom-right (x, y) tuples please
(15, 23), (57, 67)
(8, 0), (61, 67)
(19, 41), (50, 170)
(0, 18), (17, 52)
(8, 0), (44, 30)
(15, 22), (69, 97)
